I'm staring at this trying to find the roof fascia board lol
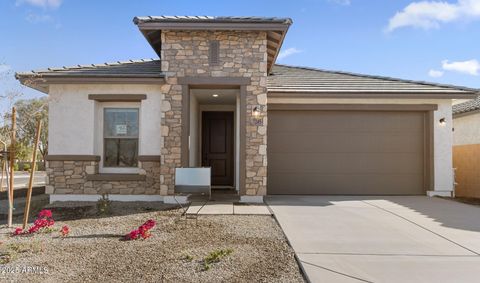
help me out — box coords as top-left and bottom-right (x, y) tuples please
(268, 91), (478, 99)
(137, 22), (290, 31)
(18, 76), (165, 87)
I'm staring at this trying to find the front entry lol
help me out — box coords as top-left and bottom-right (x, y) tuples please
(202, 111), (234, 186)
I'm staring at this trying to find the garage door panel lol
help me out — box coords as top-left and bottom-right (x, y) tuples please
(268, 173), (424, 195)
(269, 153), (424, 174)
(269, 111), (424, 134)
(267, 110), (426, 195)
(268, 133), (424, 153)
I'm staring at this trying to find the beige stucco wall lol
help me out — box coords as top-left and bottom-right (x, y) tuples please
(48, 84), (163, 156)
(452, 112), (480, 198)
(269, 97), (455, 192)
(453, 112), (480, 146)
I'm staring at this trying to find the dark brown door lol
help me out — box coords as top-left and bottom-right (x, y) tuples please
(202, 111), (234, 186)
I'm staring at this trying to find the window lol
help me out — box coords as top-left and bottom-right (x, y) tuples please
(103, 108), (139, 167)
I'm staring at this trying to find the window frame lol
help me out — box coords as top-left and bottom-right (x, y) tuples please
(98, 102), (141, 174)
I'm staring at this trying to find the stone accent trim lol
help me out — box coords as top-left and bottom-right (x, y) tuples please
(45, 155), (100, 161)
(86, 174), (146, 181)
(46, 160), (160, 195)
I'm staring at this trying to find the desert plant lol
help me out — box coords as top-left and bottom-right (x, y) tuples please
(183, 254), (194, 262)
(202, 248), (233, 271)
(0, 241), (44, 264)
(97, 194), (112, 215)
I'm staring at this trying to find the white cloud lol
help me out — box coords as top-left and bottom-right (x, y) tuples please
(16, 0), (62, 9)
(0, 64), (11, 73)
(328, 0), (351, 5)
(386, 0), (480, 32)
(278, 47), (302, 60)
(442, 59), (480, 76)
(428, 69), (444, 77)
(26, 13), (53, 23)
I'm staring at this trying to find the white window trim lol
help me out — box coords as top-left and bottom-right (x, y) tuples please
(97, 102), (141, 174)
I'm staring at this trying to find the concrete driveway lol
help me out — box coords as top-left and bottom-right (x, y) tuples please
(267, 196), (480, 283)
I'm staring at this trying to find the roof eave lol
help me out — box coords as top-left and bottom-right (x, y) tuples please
(16, 73), (166, 94)
(267, 90), (479, 99)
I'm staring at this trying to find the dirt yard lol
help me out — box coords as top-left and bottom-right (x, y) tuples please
(0, 202), (304, 282)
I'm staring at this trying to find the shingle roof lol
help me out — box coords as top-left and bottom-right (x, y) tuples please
(15, 59), (162, 78)
(133, 16), (292, 25)
(269, 64), (478, 95)
(453, 97), (480, 115)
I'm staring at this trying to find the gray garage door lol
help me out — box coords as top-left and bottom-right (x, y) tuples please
(267, 110), (426, 195)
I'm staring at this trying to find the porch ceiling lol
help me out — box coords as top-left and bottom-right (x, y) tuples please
(191, 89), (238, 104)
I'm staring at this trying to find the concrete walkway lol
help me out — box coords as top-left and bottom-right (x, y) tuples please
(186, 201), (271, 215)
(267, 196), (480, 283)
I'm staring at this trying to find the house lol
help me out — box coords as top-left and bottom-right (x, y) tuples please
(16, 16), (478, 203)
(452, 97), (480, 198)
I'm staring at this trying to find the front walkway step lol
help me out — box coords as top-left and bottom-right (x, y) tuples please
(185, 201), (272, 215)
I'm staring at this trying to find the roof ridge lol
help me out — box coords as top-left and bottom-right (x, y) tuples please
(273, 64), (479, 93)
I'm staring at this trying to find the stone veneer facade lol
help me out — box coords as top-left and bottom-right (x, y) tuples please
(160, 30), (268, 196)
(45, 160), (160, 195)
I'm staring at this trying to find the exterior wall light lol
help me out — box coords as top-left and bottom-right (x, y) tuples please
(253, 106), (260, 118)
(252, 106), (263, 125)
(439, 118), (446, 126)
(212, 94), (219, 97)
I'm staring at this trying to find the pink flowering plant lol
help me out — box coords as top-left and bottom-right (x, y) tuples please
(124, 219), (156, 241)
(11, 209), (65, 236)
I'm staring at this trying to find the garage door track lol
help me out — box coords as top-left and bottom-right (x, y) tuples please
(267, 196), (480, 283)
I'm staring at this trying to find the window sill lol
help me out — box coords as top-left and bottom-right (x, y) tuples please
(86, 174), (146, 181)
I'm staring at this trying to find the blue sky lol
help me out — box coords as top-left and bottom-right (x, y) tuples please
(0, 0), (479, 114)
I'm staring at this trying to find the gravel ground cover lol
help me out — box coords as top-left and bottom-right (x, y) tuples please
(0, 202), (304, 282)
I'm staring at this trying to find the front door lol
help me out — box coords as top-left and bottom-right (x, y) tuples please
(202, 111), (234, 186)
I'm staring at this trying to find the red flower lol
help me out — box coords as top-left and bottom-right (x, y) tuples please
(47, 219), (55, 227)
(124, 219), (156, 241)
(38, 209), (52, 219)
(28, 225), (40, 234)
(12, 227), (24, 236)
(60, 225), (70, 237)
(24, 209), (56, 235)
(125, 230), (139, 240)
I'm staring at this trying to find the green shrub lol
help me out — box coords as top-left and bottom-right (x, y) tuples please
(13, 163), (19, 171)
(97, 194), (112, 215)
(23, 163), (31, 171)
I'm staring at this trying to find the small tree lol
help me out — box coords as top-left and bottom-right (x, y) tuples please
(1, 63), (48, 161)
(12, 98), (49, 160)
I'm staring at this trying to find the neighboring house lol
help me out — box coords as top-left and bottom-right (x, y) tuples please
(452, 97), (480, 198)
(15, 16), (478, 203)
